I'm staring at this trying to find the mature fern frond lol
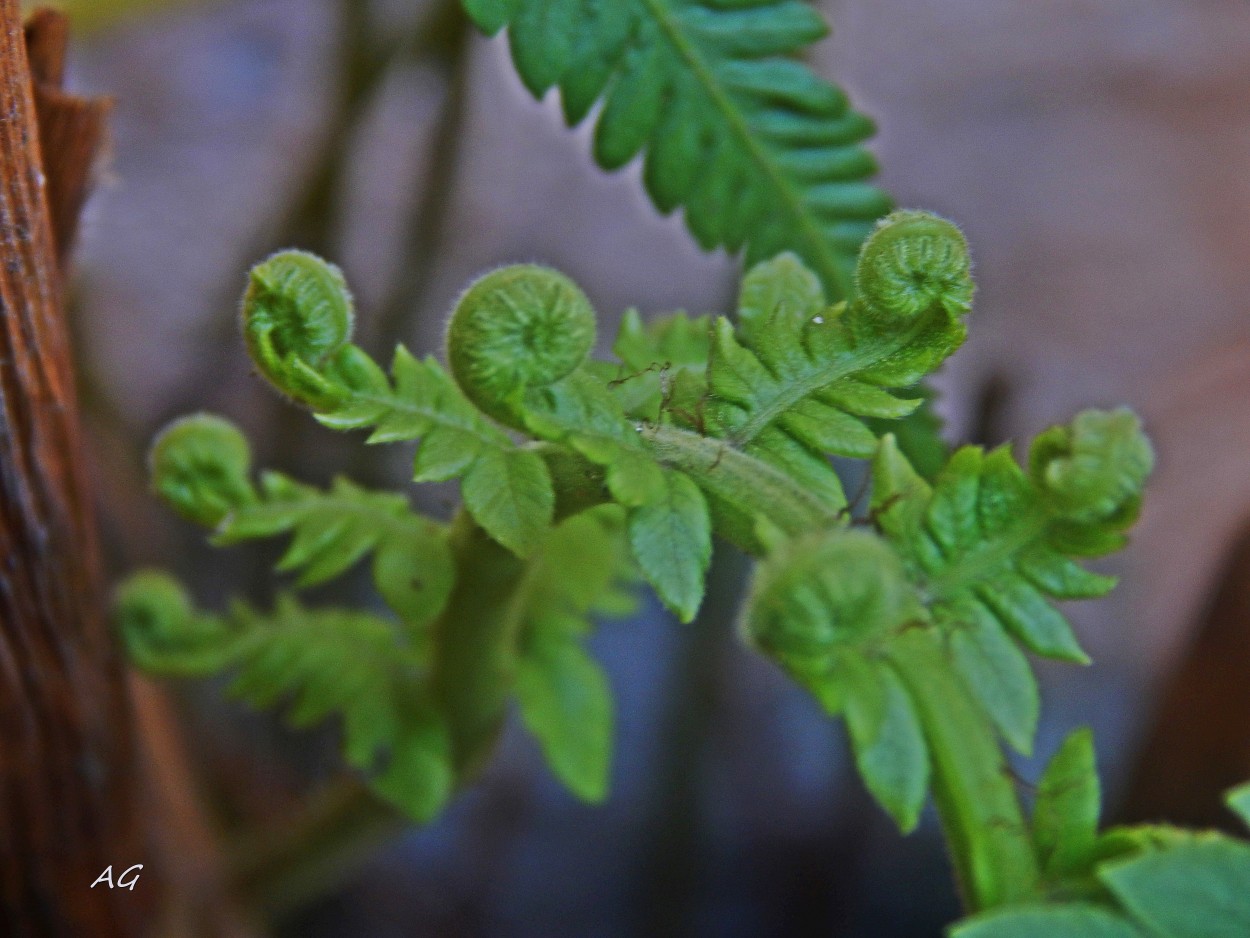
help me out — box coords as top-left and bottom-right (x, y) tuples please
(114, 574), (453, 821)
(463, 0), (892, 298)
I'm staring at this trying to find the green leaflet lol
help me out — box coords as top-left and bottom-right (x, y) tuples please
(841, 654), (929, 833)
(215, 472), (455, 640)
(113, 574), (453, 822)
(316, 345), (555, 557)
(1099, 839), (1250, 938)
(149, 415), (456, 641)
(489, 507), (633, 798)
(626, 469), (711, 622)
(515, 629), (613, 802)
(950, 905), (1144, 938)
(464, 0), (892, 298)
(702, 216), (970, 509)
(870, 410), (1153, 752)
(1033, 729), (1100, 879)
(957, 829), (1250, 938)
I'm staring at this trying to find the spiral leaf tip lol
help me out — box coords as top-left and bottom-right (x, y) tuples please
(856, 210), (974, 320)
(149, 413), (254, 527)
(242, 250), (355, 406)
(1029, 407), (1154, 524)
(447, 264), (597, 425)
(746, 529), (922, 669)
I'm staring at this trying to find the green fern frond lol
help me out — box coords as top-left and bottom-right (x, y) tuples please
(215, 473), (455, 639)
(149, 415), (456, 641)
(463, 0), (892, 298)
(869, 409), (1152, 754)
(510, 507), (636, 800)
(114, 574), (453, 821)
(312, 347), (555, 558)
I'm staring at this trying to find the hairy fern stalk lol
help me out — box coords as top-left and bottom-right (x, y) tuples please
(112, 2), (1250, 933)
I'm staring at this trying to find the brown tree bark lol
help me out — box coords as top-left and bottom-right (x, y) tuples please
(0, 3), (147, 934)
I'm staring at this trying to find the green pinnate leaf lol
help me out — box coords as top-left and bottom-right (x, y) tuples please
(461, 446), (555, 558)
(869, 412), (1153, 748)
(212, 471), (455, 633)
(466, 0), (892, 298)
(977, 579), (1088, 664)
(113, 575), (453, 822)
(945, 599), (1038, 755)
(627, 470), (711, 622)
(515, 631), (613, 802)
(704, 214), (969, 477)
(842, 656), (929, 833)
(1033, 728), (1100, 878)
(1099, 839), (1250, 938)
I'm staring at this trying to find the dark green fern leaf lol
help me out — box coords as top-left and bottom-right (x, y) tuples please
(463, 0), (892, 298)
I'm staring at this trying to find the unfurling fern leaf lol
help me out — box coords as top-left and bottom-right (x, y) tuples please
(149, 414), (456, 640)
(240, 251), (555, 558)
(871, 408), (1153, 753)
(114, 574), (454, 821)
(463, 0), (892, 299)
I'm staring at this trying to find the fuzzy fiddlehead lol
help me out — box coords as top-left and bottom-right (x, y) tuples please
(149, 413), (255, 526)
(446, 265), (597, 428)
(853, 210), (974, 323)
(241, 250), (362, 408)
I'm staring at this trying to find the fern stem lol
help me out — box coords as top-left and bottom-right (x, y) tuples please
(430, 508), (535, 775)
(642, 423), (844, 537)
(886, 630), (1040, 912)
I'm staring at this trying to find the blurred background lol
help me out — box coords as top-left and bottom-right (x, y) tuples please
(38, 0), (1250, 934)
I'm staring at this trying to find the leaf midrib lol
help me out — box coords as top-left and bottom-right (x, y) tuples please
(731, 309), (936, 445)
(639, 0), (853, 297)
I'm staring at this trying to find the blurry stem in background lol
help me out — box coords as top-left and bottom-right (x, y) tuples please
(226, 778), (403, 921)
(632, 548), (748, 937)
(160, 0), (467, 425)
(365, 5), (470, 353)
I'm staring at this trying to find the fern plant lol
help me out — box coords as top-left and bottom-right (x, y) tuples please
(111, 1), (1250, 933)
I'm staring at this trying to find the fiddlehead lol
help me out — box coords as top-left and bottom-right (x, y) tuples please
(241, 250), (359, 408)
(853, 210), (974, 322)
(149, 413), (255, 527)
(446, 265), (597, 428)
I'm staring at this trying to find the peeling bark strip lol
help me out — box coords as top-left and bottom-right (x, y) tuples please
(0, 3), (144, 935)
(24, 10), (111, 267)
